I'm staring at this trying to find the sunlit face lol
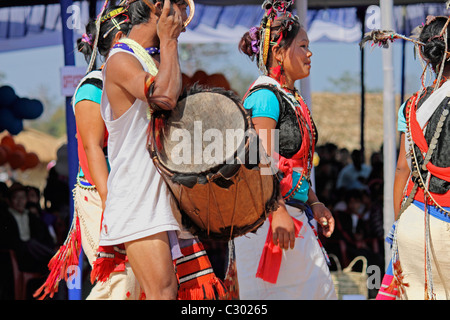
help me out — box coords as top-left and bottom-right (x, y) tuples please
(282, 28), (312, 81)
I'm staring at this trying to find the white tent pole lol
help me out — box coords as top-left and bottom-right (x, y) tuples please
(380, 0), (396, 269)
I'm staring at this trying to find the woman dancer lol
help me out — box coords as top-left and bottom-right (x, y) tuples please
(34, 4), (141, 300)
(233, 0), (336, 300)
(367, 16), (450, 300)
(395, 17), (450, 300)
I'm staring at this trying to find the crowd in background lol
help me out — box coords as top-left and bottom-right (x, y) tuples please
(0, 142), (386, 300)
(0, 165), (71, 300)
(315, 143), (385, 298)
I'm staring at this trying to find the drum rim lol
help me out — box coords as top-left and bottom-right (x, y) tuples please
(148, 87), (255, 179)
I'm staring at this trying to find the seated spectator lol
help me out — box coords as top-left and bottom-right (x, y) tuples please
(25, 186), (57, 246)
(1, 183), (55, 274)
(336, 149), (371, 191)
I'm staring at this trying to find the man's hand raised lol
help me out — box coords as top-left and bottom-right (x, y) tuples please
(157, 0), (183, 43)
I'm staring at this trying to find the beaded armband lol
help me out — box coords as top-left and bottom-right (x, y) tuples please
(144, 75), (165, 116)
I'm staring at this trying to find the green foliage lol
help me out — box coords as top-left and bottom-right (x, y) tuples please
(26, 106), (66, 138)
(326, 70), (361, 93)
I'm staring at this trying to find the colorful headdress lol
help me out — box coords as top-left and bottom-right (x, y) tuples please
(360, 1), (450, 90)
(86, 0), (111, 73)
(102, 6), (130, 39)
(256, 0), (298, 74)
(84, 1), (133, 73)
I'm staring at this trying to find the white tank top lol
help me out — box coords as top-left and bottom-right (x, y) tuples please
(99, 46), (181, 246)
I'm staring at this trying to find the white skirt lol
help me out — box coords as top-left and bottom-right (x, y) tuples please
(74, 182), (141, 300)
(234, 205), (337, 300)
(396, 203), (450, 300)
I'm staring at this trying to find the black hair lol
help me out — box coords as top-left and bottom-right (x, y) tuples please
(8, 182), (26, 200)
(239, 15), (302, 68)
(77, 5), (131, 62)
(128, 0), (186, 26)
(419, 16), (450, 70)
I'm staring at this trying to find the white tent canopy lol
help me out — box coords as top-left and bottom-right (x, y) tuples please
(0, 1), (448, 52)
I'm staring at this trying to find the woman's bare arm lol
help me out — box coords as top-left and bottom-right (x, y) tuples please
(393, 133), (411, 220)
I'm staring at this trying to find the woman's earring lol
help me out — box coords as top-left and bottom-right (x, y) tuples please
(279, 59), (286, 86)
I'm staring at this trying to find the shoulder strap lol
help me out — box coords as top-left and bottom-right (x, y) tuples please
(81, 77), (102, 90)
(71, 70), (103, 113)
(245, 84), (286, 118)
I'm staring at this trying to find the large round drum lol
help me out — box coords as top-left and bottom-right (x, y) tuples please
(148, 87), (279, 240)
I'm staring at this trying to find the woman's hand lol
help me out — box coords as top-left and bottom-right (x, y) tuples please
(311, 203), (334, 238)
(271, 206), (296, 250)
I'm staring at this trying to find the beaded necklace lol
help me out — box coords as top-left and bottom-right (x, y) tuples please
(404, 88), (450, 216)
(282, 88), (316, 201)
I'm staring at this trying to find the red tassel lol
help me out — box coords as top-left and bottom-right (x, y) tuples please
(154, 117), (165, 151)
(391, 260), (409, 298)
(256, 216), (303, 284)
(146, 114), (166, 153)
(90, 244), (126, 284)
(90, 257), (117, 284)
(33, 217), (82, 300)
(269, 65), (282, 83)
(177, 277), (227, 300)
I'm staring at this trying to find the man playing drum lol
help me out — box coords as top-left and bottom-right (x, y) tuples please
(91, 0), (187, 300)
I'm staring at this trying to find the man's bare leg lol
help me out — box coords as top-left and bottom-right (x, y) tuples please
(125, 232), (178, 300)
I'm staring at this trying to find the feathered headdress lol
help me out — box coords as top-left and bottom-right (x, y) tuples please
(360, 1), (450, 90)
(86, 0), (111, 73)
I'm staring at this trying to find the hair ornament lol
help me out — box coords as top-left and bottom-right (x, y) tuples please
(359, 29), (425, 49)
(86, 0), (110, 73)
(360, 4), (450, 91)
(81, 33), (93, 46)
(249, 26), (260, 54)
(257, 0), (296, 74)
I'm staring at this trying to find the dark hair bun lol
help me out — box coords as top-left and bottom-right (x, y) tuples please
(239, 31), (258, 59)
(77, 21), (96, 62)
(419, 17), (450, 69)
(422, 37), (446, 68)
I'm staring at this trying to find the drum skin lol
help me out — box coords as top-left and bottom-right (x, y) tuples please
(148, 86), (279, 240)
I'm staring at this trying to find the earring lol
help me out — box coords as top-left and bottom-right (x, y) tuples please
(279, 59), (287, 87)
(269, 60), (283, 82)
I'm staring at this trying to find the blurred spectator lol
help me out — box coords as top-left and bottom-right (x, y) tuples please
(25, 186), (58, 245)
(326, 189), (367, 265)
(336, 148), (351, 169)
(43, 166), (70, 245)
(0, 183), (56, 299)
(315, 143), (341, 206)
(1, 183), (55, 273)
(336, 149), (372, 191)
